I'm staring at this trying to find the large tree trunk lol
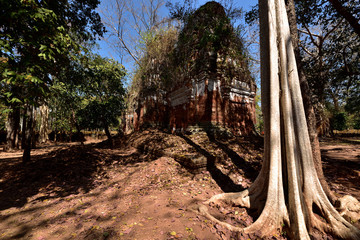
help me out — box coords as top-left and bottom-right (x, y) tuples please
(197, 0), (360, 238)
(285, 0), (336, 203)
(5, 107), (20, 151)
(39, 104), (49, 144)
(23, 105), (34, 163)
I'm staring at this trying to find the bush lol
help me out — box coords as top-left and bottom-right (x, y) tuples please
(331, 112), (348, 131)
(354, 117), (360, 130)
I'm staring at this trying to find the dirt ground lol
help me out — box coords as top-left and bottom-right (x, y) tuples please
(0, 130), (359, 240)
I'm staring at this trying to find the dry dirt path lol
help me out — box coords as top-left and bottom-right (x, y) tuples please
(0, 132), (359, 239)
(320, 138), (360, 201)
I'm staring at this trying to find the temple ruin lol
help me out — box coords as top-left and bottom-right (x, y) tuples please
(126, 2), (256, 136)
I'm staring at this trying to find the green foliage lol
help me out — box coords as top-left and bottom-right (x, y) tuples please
(331, 112), (348, 131)
(129, 26), (178, 109)
(345, 78), (360, 114)
(0, 102), (6, 131)
(77, 98), (123, 130)
(0, 0), (104, 109)
(173, 1), (252, 87)
(49, 80), (83, 132)
(354, 117), (360, 130)
(76, 55), (126, 131)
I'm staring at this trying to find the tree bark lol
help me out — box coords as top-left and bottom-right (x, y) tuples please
(72, 109), (81, 134)
(286, 0), (336, 203)
(328, 0), (360, 38)
(104, 123), (113, 148)
(21, 108), (26, 149)
(39, 104), (49, 144)
(22, 105), (33, 163)
(5, 106), (20, 151)
(31, 107), (37, 149)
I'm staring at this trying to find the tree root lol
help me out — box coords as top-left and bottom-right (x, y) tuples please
(196, 188), (289, 238)
(309, 193), (360, 240)
(336, 195), (360, 224)
(196, 190), (360, 240)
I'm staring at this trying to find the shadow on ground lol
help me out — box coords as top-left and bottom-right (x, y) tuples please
(0, 130), (185, 211)
(0, 144), (110, 210)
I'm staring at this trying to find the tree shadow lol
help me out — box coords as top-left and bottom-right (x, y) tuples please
(0, 143), (112, 210)
(334, 137), (360, 145)
(0, 180), (121, 240)
(205, 131), (260, 182)
(179, 134), (245, 193)
(0, 130), (180, 211)
(322, 154), (360, 200)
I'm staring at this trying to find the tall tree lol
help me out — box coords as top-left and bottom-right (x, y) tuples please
(0, 0), (104, 162)
(38, 104), (49, 144)
(198, 0), (360, 238)
(76, 55), (126, 146)
(285, 0), (336, 203)
(245, 0), (359, 201)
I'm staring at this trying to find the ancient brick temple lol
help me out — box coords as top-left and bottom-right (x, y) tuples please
(168, 76), (256, 135)
(126, 2), (256, 136)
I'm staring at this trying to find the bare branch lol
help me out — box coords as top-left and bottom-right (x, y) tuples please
(299, 43), (316, 57)
(100, 0), (166, 67)
(300, 25), (321, 48)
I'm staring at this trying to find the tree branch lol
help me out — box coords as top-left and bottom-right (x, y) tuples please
(300, 25), (321, 48)
(299, 43), (315, 57)
(328, 0), (360, 38)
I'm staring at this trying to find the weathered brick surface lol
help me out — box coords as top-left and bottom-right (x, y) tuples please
(127, 79), (256, 136)
(167, 80), (256, 135)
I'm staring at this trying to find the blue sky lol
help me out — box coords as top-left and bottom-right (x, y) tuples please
(95, 0), (257, 78)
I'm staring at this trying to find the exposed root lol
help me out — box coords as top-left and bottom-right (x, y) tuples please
(336, 195), (360, 224)
(197, 199), (288, 237)
(312, 196), (360, 239)
(204, 190), (251, 208)
(196, 184), (288, 238)
(197, 204), (245, 232)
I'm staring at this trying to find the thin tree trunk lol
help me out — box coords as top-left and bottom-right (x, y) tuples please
(286, 0), (336, 203)
(104, 124), (113, 148)
(39, 104), (49, 144)
(5, 106), (20, 151)
(68, 108), (80, 134)
(23, 105), (33, 163)
(21, 108), (26, 149)
(31, 107), (37, 149)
